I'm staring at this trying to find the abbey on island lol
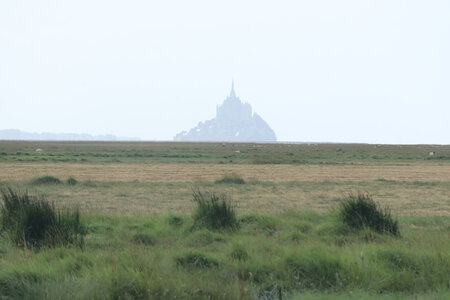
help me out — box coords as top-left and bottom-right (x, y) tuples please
(174, 82), (277, 142)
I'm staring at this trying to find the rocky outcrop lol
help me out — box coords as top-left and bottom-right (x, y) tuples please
(174, 83), (276, 142)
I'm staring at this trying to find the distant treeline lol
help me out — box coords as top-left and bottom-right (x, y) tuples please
(0, 129), (139, 141)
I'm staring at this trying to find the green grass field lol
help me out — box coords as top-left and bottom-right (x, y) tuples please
(1, 141), (450, 164)
(0, 211), (448, 299)
(0, 141), (449, 299)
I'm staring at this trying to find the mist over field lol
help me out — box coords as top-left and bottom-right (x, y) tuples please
(1, 2), (450, 297)
(0, 129), (140, 141)
(1, 1), (449, 144)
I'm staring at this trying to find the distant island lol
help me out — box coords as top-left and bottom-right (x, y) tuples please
(174, 82), (277, 142)
(0, 129), (139, 141)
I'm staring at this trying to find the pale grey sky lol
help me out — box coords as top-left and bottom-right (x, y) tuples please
(1, 0), (449, 143)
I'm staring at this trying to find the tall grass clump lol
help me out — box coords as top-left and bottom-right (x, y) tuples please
(30, 175), (61, 185)
(339, 192), (399, 236)
(192, 189), (238, 231)
(230, 244), (249, 261)
(215, 173), (246, 184)
(65, 176), (78, 185)
(0, 188), (85, 248)
(168, 214), (184, 227)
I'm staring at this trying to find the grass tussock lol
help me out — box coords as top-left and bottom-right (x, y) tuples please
(109, 270), (148, 299)
(81, 180), (96, 187)
(192, 189), (238, 231)
(132, 233), (155, 246)
(339, 192), (399, 236)
(285, 248), (346, 290)
(176, 252), (219, 268)
(0, 188), (85, 249)
(65, 176), (78, 185)
(215, 173), (246, 184)
(167, 214), (184, 227)
(239, 214), (278, 235)
(30, 175), (61, 185)
(230, 244), (249, 261)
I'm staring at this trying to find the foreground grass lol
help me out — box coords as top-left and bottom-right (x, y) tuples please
(0, 188), (85, 249)
(0, 211), (448, 299)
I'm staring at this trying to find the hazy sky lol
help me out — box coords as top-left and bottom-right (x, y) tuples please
(1, 0), (449, 143)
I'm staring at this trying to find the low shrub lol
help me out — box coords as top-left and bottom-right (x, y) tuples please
(239, 214), (278, 235)
(339, 193), (399, 236)
(377, 249), (419, 273)
(230, 244), (249, 261)
(291, 231), (305, 242)
(215, 173), (246, 184)
(238, 263), (275, 284)
(252, 156), (277, 164)
(285, 249), (346, 289)
(109, 269), (148, 299)
(176, 252), (219, 268)
(296, 221), (313, 233)
(0, 188), (85, 248)
(30, 175), (61, 185)
(168, 215), (184, 227)
(186, 229), (224, 247)
(132, 233), (155, 246)
(65, 177), (78, 185)
(82, 180), (96, 187)
(239, 214), (261, 224)
(358, 228), (386, 243)
(0, 269), (44, 298)
(191, 189), (238, 231)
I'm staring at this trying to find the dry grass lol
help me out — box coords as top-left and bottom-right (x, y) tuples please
(1, 161), (449, 217)
(2, 180), (448, 217)
(1, 162), (450, 183)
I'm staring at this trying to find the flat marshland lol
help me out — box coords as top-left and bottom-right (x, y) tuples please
(0, 141), (449, 299)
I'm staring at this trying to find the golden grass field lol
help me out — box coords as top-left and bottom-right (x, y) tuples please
(2, 162), (450, 183)
(1, 161), (449, 217)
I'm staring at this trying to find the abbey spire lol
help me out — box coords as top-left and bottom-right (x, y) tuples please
(230, 79), (236, 98)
